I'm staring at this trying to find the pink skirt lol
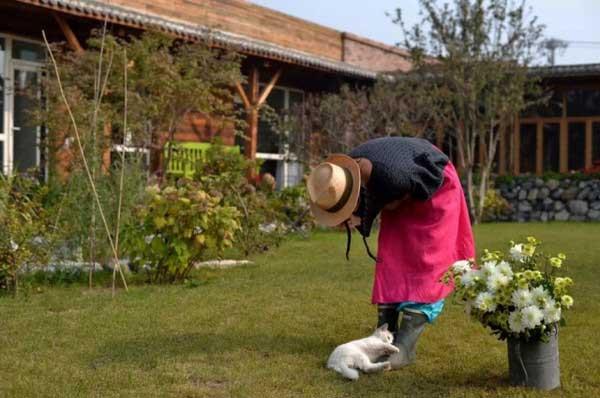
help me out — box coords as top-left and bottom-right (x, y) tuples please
(372, 162), (475, 304)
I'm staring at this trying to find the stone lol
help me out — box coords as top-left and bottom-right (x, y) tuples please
(522, 181), (534, 190)
(518, 189), (527, 200)
(504, 190), (517, 200)
(553, 201), (565, 211)
(538, 187), (550, 200)
(535, 178), (545, 187)
(589, 190), (600, 201)
(568, 200), (589, 215)
(527, 188), (539, 201)
(571, 215), (586, 222)
(577, 188), (591, 200)
(542, 198), (554, 211)
(578, 181), (588, 189)
(554, 210), (570, 221)
(551, 188), (564, 200)
(588, 209), (600, 221)
(561, 179), (572, 188)
(531, 211), (541, 220)
(561, 187), (579, 201)
(591, 201), (600, 211)
(541, 212), (549, 222)
(518, 201), (533, 212)
(546, 179), (560, 190)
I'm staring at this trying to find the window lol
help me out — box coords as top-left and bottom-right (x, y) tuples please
(0, 37), (4, 136)
(523, 91), (563, 118)
(568, 122), (586, 171)
(257, 87), (284, 154)
(593, 123), (600, 166)
(519, 124), (536, 173)
(566, 89), (600, 117)
(543, 123), (560, 172)
(12, 40), (45, 63)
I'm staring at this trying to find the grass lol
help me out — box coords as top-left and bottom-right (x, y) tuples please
(1, 223), (599, 397)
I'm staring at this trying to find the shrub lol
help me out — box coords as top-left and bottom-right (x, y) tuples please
(124, 180), (240, 283)
(0, 173), (52, 295)
(482, 189), (512, 222)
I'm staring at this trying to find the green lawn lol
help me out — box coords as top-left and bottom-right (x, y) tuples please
(1, 223), (599, 397)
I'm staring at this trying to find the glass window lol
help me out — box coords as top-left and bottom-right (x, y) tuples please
(257, 88), (285, 154)
(523, 91), (563, 118)
(566, 89), (600, 117)
(593, 122), (600, 166)
(288, 90), (304, 109)
(12, 40), (45, 63)
(543, 123), (560, 172)
(519, 124), (536, 173)
(568, 122), (586, 171)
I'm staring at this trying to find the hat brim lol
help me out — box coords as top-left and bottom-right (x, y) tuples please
(309, 154), (361, 227)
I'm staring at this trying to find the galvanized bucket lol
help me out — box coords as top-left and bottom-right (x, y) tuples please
(507, 325), (560, 390)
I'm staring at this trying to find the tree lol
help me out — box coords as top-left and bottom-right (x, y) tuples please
(393, 0), (546, 223)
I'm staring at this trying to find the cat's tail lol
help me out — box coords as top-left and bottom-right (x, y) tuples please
(333, 363), (359, 381)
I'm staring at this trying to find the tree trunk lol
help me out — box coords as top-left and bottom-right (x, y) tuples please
(466, 166), (477, 224)
(476, 165), (490, 223)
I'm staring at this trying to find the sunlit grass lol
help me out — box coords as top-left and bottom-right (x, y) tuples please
(1, 223), (598, 397)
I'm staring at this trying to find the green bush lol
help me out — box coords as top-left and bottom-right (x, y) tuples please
(0, 173), (52, 295)
(124, 180), (240, 283)
(482, 188), (512, 222)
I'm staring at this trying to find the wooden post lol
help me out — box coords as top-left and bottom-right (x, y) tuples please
(560, 93), (568, 173)
(53, 13), (84, 54)
(536, 121), (543, 176)
(498, 127), (506, 175)
(585, 120), (592, 170)
(560, 119), (568, 173)
(513, 117), (520, 175)
(235, 66), (283, 173)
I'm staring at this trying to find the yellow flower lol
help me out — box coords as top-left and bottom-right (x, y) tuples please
(561, 295), (574, 309)
(523, 244), (536, 257)
(550, 257), (562, 268)
(557, 253), (566, 260)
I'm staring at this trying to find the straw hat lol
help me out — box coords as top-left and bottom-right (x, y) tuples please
(307, 154), (361, 227)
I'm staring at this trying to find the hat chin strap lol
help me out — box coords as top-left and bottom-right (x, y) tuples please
(344, 220), (378, 262)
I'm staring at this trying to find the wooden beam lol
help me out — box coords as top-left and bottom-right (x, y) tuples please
(536, 121), (543, 175)
(53, 12), (84, 54)
(256, 69), (282, 107)
(235, 82), (251, 110)
(586, 120), (593, 170)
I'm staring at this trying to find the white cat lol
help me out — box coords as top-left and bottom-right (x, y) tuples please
(327, 323), (400, 380)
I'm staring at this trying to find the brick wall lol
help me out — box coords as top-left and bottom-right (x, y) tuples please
(342, 33), (412, 73)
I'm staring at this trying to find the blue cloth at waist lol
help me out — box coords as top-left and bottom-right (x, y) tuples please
(397, 299), (445, 323)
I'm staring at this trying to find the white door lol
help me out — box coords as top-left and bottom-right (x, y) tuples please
(8, 62), (41, 173)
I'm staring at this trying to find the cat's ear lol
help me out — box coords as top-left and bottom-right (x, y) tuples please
(377, 323), (389, 332)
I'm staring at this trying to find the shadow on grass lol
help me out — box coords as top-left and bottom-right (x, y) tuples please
(90, 330), (338, 369)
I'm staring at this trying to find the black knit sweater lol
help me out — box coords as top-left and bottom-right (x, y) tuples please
(349, 137), (449, 237)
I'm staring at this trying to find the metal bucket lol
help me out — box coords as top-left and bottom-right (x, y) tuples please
(507, 325), (560, 390)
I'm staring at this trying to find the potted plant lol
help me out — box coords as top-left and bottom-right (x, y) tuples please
(445, 237), (574, 390)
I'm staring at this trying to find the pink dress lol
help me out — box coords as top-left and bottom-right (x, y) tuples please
(371, 162), (475, 304)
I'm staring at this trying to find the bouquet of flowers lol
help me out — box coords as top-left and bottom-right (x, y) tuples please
(446, 237), (574, 342)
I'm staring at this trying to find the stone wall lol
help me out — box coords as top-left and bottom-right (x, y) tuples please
(496, 177), (600, 222)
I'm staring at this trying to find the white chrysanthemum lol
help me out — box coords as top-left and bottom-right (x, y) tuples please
(543, 300), (562, 324)
(460, 270), (477, 287)
(497, 261), (514, 278)
(531, 286), (552, 306)
(510, 244), (526, 262)
(481, 261), (498, 278)
(508, 311), (525, 333)
(474, 291), (497, 312)
(521, 305), (544, 329)
(452, 260), (472, 274)
(512, 288), (533, 308)
(486, 272), (511, 291)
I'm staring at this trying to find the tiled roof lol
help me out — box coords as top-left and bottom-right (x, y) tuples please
(33, 0), (379, 79)
(529, 63), (600, 78)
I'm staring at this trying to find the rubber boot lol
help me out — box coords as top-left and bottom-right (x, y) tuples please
(389, 310), (428, 369)
(377, 304), (399, 335)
